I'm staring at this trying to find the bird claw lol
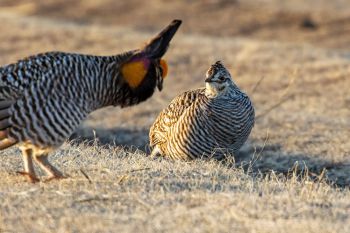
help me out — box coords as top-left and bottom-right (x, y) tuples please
(16, 171), (40, 183)
(43, 174), (69, 183)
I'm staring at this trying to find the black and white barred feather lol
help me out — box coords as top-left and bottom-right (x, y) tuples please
(150, 61), (255, 160)
(0, 19), (182, 150)
(0, 52), (135, 147)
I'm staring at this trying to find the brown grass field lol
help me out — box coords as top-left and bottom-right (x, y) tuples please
(0, 0), (349, 232)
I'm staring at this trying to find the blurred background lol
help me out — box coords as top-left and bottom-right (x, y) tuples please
(0, 0), (349, 185)
(1, 0), (350, 49)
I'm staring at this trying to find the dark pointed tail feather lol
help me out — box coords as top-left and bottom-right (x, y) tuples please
(0, 138), (17, 150)
(143, 19), (182, 59)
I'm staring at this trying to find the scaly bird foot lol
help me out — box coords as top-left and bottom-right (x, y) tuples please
(16, 171), (40, 183)
(43, 173), (69, 183)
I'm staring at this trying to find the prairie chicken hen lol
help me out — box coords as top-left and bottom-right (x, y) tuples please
(149, 61), (254, 160)
(0, 20), (182, 182)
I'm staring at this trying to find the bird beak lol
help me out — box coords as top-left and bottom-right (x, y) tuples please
(143, 19), (182, 59)
(205, 77), (213, 83)
(157, 79), (163, 91)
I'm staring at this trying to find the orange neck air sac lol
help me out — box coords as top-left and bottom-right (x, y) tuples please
(160, 59), (168, 78)
(121, 58), (150, 88)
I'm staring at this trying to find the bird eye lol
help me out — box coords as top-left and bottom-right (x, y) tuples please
(219, 76), (225, 81)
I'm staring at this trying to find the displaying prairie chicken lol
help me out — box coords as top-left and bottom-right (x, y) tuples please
(0, 20), (182, 182)
(149, 61), (255, 160)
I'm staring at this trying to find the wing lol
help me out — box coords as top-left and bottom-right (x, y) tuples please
(149, 88), (205, 146)
(0, 68), (90, 149)
(0, 52), (71, 101)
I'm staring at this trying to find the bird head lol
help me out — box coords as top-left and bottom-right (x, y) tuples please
(204, 61), (234, 98)
(121, 20), (181, 95)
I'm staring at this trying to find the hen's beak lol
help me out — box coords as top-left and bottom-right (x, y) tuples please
(205, 77), (213, 83)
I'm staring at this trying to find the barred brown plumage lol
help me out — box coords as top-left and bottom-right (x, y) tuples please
(0, 20), (182, 182)
(149, 61), (255, 160)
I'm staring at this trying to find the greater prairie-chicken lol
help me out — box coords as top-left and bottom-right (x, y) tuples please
(149, 61), (254, 160)
(0, 20), (182, 182)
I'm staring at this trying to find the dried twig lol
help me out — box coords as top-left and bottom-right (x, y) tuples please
(76, 197), (118, 203)
(251, 129), (270, 165)
(125, 167), (151, 173)
(80, 169), (92, 184)
(256, 68), (298, 120)
(256, 94), (295, 119)
(251, 75), (266, 94)
(117, 175), (128, 184)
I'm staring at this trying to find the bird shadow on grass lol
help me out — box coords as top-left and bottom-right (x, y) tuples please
(68, 126), (350, 188)
(68, 126), (150, 152)
(233, 142), (350, 188)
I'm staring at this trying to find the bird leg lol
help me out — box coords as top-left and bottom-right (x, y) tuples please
(17, 149), (39, 183)
(33, 154), (65, 181)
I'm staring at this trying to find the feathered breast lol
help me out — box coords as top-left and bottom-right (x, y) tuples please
(149, 88), (255, 159)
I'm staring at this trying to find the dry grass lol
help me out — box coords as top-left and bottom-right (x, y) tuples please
(0, 1), (350, 232)
(1, 143), (349, 233)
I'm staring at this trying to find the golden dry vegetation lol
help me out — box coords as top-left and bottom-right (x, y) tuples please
(0, 0), (349, 232)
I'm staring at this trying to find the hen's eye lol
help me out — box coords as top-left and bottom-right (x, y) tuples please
(219, 76), (225, 81)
